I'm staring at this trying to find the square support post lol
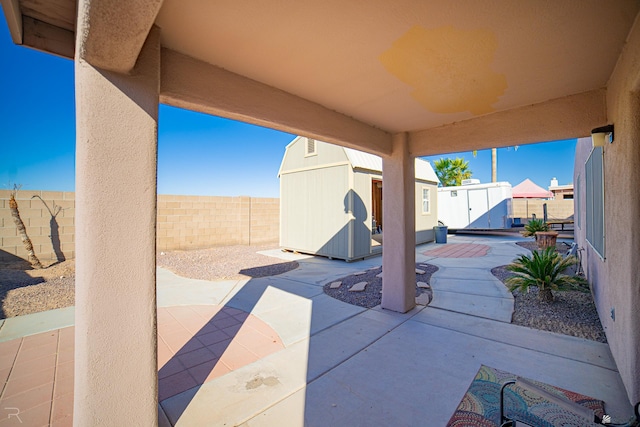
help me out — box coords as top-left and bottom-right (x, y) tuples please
(381, 133), (416, 312)
(73, 28), (160, 426)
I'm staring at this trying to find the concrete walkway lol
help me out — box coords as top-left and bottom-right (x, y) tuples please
(0, 235), (635, 426)
(420, 240), (516, 322)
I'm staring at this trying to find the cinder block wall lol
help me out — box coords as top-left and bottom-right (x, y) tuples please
(512, 199), (574, 220)
(0, 191), (280, 261)
(0, 190), (76, 262)
(249, 198), (280, 245)
(156, 195), (277, 251)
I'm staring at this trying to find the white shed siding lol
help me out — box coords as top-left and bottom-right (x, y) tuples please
(415, 180), (438, 243)
(279, 136), (348, 175)
(280, 137), (440, 260)
(352, 171), (374, 258)
(280, 164), (351, 258)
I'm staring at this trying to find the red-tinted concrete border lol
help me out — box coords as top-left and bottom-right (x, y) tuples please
(0, 305), (284, 426)
(423, 243), (490, 258)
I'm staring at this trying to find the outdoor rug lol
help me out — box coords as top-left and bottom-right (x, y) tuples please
(446, 365), (606, 426)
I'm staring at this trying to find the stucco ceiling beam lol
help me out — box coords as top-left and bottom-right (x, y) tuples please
(159, 49), (392, 157)
(76, 0), (163, 73)
(0, 0), (22, 44)
(409, 89), (608, 157)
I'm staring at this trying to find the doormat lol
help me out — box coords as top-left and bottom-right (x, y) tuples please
(446, 365), (605, 426)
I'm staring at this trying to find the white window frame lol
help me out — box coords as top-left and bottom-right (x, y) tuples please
(304, 138), (317, 157)
(421, 186), (431, 214)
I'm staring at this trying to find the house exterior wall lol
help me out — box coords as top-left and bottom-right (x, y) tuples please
(0, 191), (280, 262)
(574, 14), (640, 405)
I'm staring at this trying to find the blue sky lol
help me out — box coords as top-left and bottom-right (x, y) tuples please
(0, 23), (576, 197)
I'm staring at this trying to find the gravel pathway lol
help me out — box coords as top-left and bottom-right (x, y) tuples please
(323, 264), (438, 309)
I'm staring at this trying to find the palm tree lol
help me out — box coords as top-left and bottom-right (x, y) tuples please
(8, 185), (43, 269)
(433, 157), (472, 186)
(505, 247), (587, 303)
(491, 148), (497, 182)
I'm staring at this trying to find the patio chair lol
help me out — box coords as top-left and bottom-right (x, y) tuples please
(499, 377), (609, 426)
(564, 242), (584, 276)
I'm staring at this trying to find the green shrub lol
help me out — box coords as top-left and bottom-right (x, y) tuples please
(506, 247), (588, 303)
(522, 218), (549, 238)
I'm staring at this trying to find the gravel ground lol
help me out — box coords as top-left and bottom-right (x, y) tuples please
(491, 240), (607, 343)
(0, 245), (297, 319)
(0, 259), (76, 319)
(156, 245), (299, 281)
(323, 263), (438, 308)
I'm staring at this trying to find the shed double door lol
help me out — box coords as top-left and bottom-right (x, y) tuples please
(371, 180), (383, 231)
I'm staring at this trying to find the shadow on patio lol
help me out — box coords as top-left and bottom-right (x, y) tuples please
(0, 236), (634, 426)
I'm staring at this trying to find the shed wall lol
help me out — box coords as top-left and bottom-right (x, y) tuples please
(415, 181), (437, 243)
(280, 164), (351, 259)
(352, 171), (374, 258)
(279, 137), (348, 172)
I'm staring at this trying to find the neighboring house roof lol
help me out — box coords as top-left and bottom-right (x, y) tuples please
(512, 178), (552, 198)
(344, 147), (439, 183)
(549, 184), (574, 192)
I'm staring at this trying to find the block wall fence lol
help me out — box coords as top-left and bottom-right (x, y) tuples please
(0, 190), (280, 262)
(512, 199), (574, 221)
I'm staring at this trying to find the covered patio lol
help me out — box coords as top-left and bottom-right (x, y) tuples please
(0, 235), (632, 425)
(2, 0), (640, 424)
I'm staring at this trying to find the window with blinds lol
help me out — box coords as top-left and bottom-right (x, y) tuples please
(585, 146), (605, 259)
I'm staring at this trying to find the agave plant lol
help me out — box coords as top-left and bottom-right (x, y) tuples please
(521, 218), (549, 239)
(505, 247), (587, 303)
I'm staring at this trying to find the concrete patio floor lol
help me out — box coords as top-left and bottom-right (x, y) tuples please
(0, 235), (634, 426)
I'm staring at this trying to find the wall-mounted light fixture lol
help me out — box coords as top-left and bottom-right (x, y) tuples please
(591, 124), (614, 146)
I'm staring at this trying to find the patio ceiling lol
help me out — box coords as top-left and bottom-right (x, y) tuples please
(3, 0), (640, 155)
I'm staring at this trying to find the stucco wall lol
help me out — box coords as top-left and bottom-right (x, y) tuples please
(0, 191), (280, 261)
(512, 199), (574, 220)
(574, 14), (640, 405)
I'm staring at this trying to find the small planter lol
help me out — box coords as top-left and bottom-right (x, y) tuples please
(535, 231), (558, 249)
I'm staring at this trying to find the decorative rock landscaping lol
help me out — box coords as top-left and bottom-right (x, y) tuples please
(323, 264), (438, 308)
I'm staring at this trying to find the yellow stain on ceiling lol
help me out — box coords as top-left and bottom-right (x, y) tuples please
(380, 25), (507, 115)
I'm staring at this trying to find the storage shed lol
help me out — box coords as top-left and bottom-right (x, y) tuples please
(279, 137), (439, 261)
(438, 181), (513, 229)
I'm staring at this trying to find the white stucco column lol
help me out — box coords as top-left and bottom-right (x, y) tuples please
(381, 132), (416, 312)
(73, 28), (160, 426)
